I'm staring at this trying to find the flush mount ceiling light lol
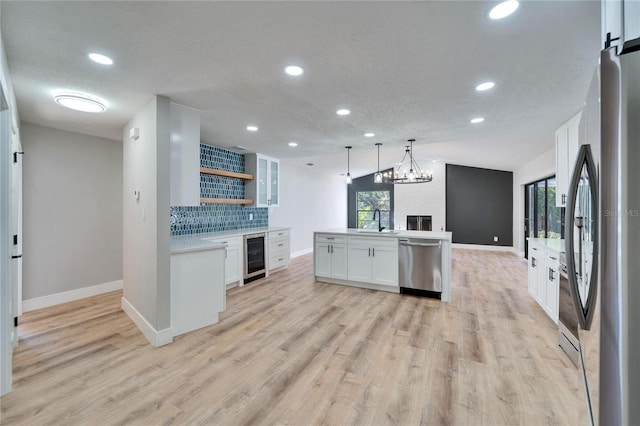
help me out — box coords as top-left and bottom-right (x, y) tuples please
(246, 125), (259, 132)
(54, 92), (106, 113)
(489, 0), (519, 20)
(284, 65), (304, 76)
(374, 143), (383, 184)
(88, 53), (113, 65)
(336, 109), (351, 116)
(288, 142), (298, 147)
(470, 117), (485, 124)
(345, 146), (353, 184)
(364, 132), (375, 138)
(476, 81), (495, 91)
(382, 139), (433, 184)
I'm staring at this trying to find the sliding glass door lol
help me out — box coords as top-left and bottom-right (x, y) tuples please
(524, 176), (564, 258)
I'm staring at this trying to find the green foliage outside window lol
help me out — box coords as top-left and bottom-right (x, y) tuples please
(357, 191), (390, 229)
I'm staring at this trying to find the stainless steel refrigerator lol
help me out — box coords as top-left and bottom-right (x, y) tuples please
(567, 41), (640, 426)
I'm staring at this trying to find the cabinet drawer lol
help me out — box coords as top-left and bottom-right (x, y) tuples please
(206, 236), (241, 247)
(269, 230), (289, 239)
(269, 253), (289, 270)
(269, 239), (289, 256)
(316, 234), (347, 244)
(348, 236), (398, 248)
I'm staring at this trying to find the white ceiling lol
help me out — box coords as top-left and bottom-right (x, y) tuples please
(1, 1), (600, 176)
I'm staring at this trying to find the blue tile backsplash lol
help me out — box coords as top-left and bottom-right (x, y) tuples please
(170, 144), (268, 236)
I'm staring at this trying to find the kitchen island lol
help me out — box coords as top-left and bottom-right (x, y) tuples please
(314, 229), (452, 302)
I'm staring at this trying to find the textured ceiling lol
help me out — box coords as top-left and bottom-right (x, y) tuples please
(1, 1), (600, 175)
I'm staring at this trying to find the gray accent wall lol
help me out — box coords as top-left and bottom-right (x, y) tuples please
(446, 164), (513, 246)
(21, 122), (123, 299)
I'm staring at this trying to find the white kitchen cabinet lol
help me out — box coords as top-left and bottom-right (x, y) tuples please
(527, 239), (560, 324)
(555, 112), (582, 207)
(245, 154), (279, 207)
(169, 102), (200, 206)
(268, 229), (290, 272)
(315, 234), (347, 280)
(347, 236), (398, 287)
(602, 0), (639, 50)
(207, 236), (241, 287)
(170, 247), (225, 337)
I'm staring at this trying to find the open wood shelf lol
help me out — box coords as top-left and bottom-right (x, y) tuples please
(200, 167), (254, 181)
(200, 197), (254, 205)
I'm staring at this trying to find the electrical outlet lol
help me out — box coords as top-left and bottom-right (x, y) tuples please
(493, 236), (499, 242)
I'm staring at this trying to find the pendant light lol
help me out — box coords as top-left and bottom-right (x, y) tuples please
(382, 139), (433, 184)
(374, 143), (383, 183)
(345, 146), (352, 184)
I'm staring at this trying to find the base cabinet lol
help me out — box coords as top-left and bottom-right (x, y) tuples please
(207, 236), (241, 286)
(315, 234), (347, 280)
(527, 240), (559, 323)
(347, 236), (398, 287)
(268, 229), (290, 272)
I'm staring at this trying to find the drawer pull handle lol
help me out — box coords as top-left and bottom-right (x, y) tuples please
(278, 258), (283, 261)
(278, 243), (284, 247)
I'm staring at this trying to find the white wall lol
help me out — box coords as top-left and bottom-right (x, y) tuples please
(21, 123), (123, 300)
(393, 162), (446, 231)
(122, 95), (171, 338)
(512, 148), (556, 256)
(269, 160), (347, 256)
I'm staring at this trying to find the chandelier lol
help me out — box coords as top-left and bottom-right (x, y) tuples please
(382, 139), (433, 184)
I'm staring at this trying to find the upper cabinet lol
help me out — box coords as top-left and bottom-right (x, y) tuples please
(244, 154), (279, 207)
(555, 112), (582, 207)
(602, 0), (640, 51)
(170, 103), (200, 206)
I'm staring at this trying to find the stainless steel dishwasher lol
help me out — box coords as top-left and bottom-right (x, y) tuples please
(398, 238), (442, 296)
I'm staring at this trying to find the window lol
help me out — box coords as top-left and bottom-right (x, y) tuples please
(524, 176), (564, 257)
(356, 191), (390, 229)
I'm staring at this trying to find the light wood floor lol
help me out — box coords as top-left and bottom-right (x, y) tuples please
(1, 249), (580, 425)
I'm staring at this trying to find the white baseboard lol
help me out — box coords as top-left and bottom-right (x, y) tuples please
(22, 279), (123, 312)
(452, 243), (518, 254)
(121, 297), (173, 347)
(291, 247), (313, 259)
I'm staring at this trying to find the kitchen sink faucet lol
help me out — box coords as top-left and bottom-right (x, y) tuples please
(372, 209), (385, 232)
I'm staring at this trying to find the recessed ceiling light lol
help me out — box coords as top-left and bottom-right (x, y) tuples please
(489, 0), (519, 20)
(54, 92), (106, 113)
(364, 132), (375, 138)
(288, 142), (298, 147)
(336, 109), (351, 116)
(285, 65), (304, 76)
(470, 117), (485, 124)
(246, 125), (258, 132)
(476, 82), (495, 91)
(88, 53), (113, 65)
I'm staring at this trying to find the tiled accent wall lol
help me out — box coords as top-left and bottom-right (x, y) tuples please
(170, 144), (268, 235)
(171, 205), (268, 235)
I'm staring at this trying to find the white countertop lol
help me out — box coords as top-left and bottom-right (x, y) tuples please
(171, 226), (291, 254)
(527, 238), (565, 254)
(316, 228), (452, 241)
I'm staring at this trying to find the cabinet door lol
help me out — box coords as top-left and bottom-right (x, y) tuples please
(258, 157), (268, 206)
(371, 246), (398, 286)
(315, 243), (331, 278)
(348, 245), (372, 283)
(546, 265), (559, 323)
(536, 259), (548, 306)
(225, 246), (240, 285)
(528, 253), (538, 297)
(269, 159), (279, 207)
(331, 244), (348, 279)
